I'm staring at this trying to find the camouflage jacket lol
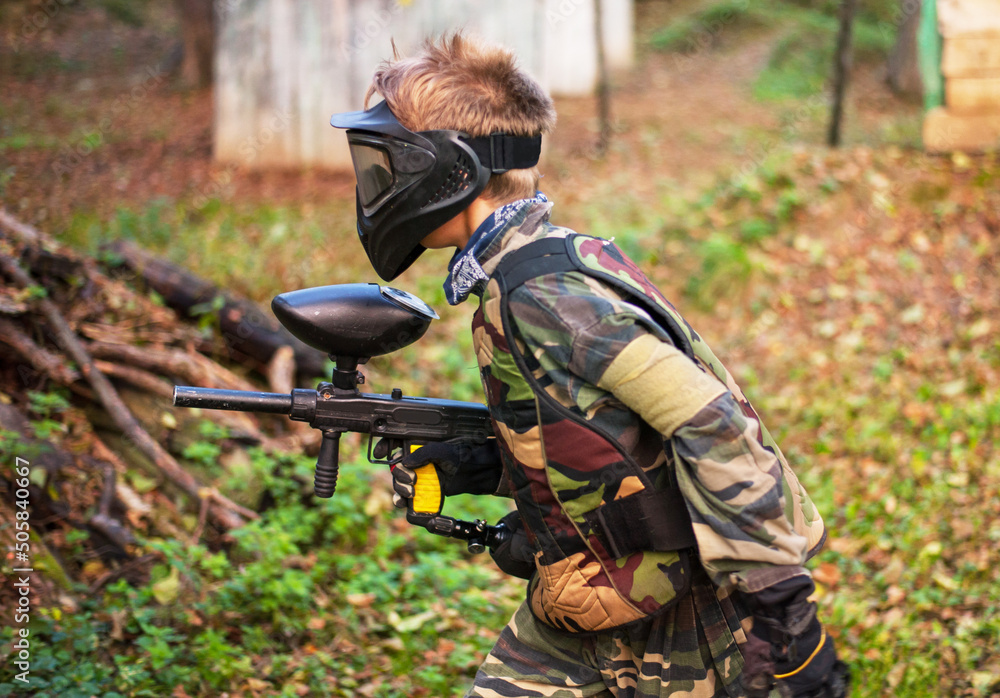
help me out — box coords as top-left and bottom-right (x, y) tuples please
(448, 197), (826, 633)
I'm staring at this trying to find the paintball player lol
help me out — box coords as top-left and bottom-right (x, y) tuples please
(330, 34), (850, 698)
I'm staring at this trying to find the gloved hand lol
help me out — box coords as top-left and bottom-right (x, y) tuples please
(378, 440), (504, 509)
(488, 511), (536, 580)
(771, 615), (849, 697)
(743, 578), (850, 698)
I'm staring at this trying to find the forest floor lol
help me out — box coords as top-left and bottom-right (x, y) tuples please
(1, 0), (999, 696)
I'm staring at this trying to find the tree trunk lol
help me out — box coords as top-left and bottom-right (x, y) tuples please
(828, 0), (858, 147)
(175, 0), (214, 88)
(594, 0), (613, 157)
(887, 0), (924, 100)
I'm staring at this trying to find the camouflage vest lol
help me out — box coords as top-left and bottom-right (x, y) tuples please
(472, 231), (826, 634)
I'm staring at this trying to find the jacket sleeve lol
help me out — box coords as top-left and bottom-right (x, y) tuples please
(511, 275), (811, 593)
(667, 392), (811, 593)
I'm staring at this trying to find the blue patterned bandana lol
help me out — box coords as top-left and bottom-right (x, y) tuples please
(444, 192), (549, 305)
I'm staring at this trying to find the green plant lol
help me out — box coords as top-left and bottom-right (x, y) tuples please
(648, 0), (769, 53)
(25, 390), (71, 439)
(685, 233), (755, 308)
(65, 199), (358, 303)
(97, 0), (149, 27)
(751, 3), (895, 102)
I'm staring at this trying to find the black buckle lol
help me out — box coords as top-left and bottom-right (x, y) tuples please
(489, 133), (509, 174)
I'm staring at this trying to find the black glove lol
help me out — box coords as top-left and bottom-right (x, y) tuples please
(743, 578), (850, 698)
(488, 511), (536, 580)
(771, 615), (850, 698)
(381, 440), (504, 508)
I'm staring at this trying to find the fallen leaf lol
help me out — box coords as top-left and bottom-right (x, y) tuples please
(151, 566), (181, 605)
(393, 609), (437, 633)
(813, 562), (841, 587)
(346, 592), (376, 608)
(110, 609), (127, 641)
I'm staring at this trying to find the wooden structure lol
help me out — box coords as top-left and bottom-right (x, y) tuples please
(215, 0), (634, 168)
(923, 0), (1000, 152)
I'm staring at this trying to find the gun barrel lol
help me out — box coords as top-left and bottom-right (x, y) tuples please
(173, 386), (294, 415)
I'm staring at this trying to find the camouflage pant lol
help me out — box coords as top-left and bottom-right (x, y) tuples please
(467, 568), (754, 698)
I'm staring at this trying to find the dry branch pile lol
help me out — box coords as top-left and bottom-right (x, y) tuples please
(0, 209), (323, 607)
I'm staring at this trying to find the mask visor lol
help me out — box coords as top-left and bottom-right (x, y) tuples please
(348, 142), (394, 208)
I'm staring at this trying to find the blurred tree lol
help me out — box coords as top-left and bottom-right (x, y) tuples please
(888, 0), (923, 100)
(175, 0), (213, 88)
(828, 0), (858, 146)
(594, 0), (612, 157)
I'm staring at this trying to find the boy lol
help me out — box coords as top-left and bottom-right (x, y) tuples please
(331, 34), (849, 698)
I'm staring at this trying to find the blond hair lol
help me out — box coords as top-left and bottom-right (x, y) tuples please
(365, 33), (556, 204)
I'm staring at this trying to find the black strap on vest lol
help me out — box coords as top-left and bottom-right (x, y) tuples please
(585, 488), (696, 558)
(494, 236), (697, 557)
(493, 237), (576, 288)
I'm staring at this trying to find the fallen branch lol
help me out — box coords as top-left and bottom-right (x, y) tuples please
(89, 460), (136, 550)
(0, 252), (254, 530)
(190, 492), (211, 544)
(0, 208), (40, 244)
(267, 345), (296, 394)
(0, 316), (82, 385)
(105, 240), (328, 379)
(90, 435), (166, 532)
(93, 360), (174, 399)
(1, 208), (204, 350)
(79, 319), (190, 348)
(90, 357), (267, 440)
(88, 340), (260, 392)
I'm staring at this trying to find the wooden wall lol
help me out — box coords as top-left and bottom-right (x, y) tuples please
(924, 0), (1000, 151)
(215, 0), (634, 168)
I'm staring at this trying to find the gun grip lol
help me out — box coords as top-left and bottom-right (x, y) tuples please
(314, 430), (341, 498)
(408, 446), (443, 516)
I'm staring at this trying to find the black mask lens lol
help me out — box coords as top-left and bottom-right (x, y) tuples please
(349, 142), (394, 207)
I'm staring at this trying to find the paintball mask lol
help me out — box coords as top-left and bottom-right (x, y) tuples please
(331, 101), (542, 280)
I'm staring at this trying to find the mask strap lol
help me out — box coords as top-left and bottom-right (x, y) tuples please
(462, 133), (542, 174)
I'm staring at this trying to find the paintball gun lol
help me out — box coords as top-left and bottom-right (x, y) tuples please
(172, 283), (510, 554)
